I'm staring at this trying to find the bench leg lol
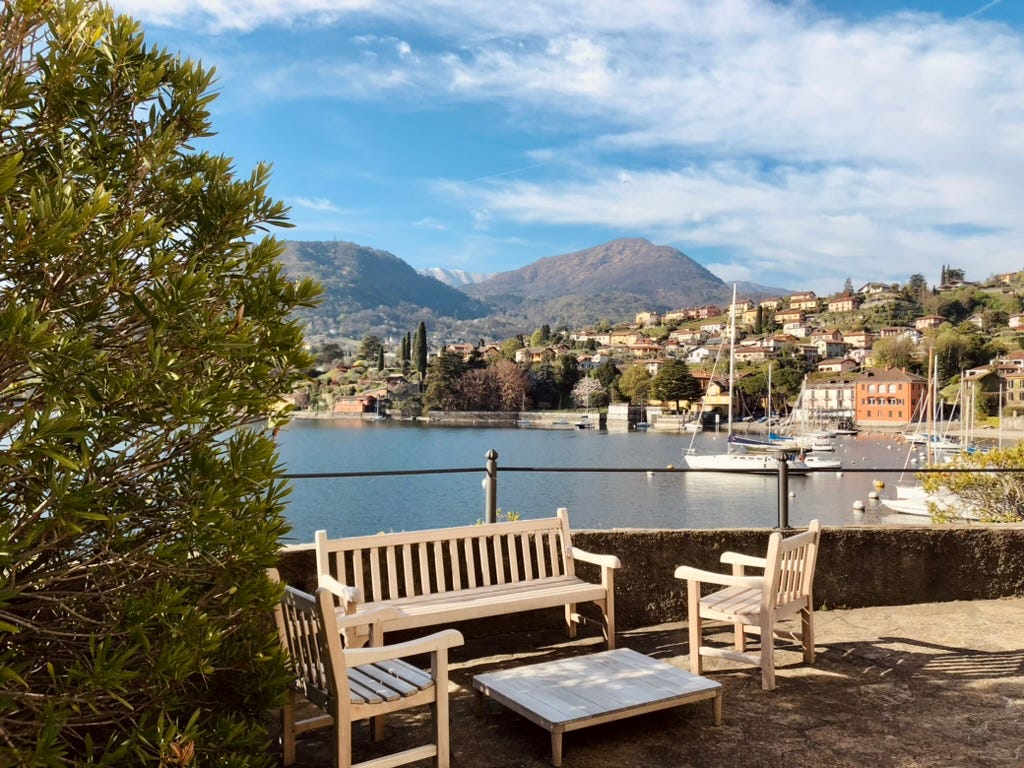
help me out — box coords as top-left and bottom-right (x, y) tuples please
(551, 731), (563, 767)
(712, 690), (723, 726)
(564, 603), (577, 640)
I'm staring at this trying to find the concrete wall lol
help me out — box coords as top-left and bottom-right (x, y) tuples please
(277, 525), (1024, 633)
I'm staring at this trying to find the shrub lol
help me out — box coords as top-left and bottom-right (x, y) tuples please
(0, 1), (319, 765)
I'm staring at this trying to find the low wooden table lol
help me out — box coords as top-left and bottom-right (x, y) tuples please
(473, 648), (722, 766)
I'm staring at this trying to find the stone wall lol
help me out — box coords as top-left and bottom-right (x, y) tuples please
(277, 524), (1024, 634)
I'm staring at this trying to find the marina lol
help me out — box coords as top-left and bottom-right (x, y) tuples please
(273, 419), (955, 543)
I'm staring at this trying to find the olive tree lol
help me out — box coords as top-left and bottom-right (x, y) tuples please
(0, 2), (319, 766)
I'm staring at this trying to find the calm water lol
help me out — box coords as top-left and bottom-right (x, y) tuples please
(273, 419), (925, 544)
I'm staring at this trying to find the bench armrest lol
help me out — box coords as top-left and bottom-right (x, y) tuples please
(343, 629), (465, 666)
(674, 565), (764, 589)
(318, 574), (363, 608)
(571, 547), (621, 569)
(719, 551), (767, 570)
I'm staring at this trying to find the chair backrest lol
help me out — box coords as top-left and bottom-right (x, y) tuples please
(272, 574), (349, 711)
(762, 520), (821, 613)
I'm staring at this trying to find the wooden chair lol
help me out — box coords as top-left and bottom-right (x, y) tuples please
(674, 520), (821, 691)
(270, 570), (464, 768)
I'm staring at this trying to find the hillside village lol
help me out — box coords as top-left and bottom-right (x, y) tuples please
(296, 267), (1024, 430)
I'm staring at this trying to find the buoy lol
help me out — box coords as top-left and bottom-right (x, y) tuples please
(835, 471), (843, 477)
(868, 491), (879, 499)
(873, 479), (885, 489)
(789, 491), (796, 498)
(647, 470), (655, 477)
(666, 464), (675, 470)
(852, 500), (865, 511)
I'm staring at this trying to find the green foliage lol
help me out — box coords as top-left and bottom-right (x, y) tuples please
(920, 445), (1024, 523)
(414, 321), (427, 379)
(652, 359), (701, 412)
(422, 350), (467, 411)
(359, 333), (384, 362)
(0, 2), (319, 765)
(617, 365), (653, 403)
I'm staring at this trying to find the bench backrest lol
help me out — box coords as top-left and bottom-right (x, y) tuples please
(315, 508), (577, 603)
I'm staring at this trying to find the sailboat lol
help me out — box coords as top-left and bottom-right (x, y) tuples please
(883, 349), (976, 518)
(680, 287), (808, 475)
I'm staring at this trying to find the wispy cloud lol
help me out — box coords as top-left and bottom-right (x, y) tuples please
(292, 197), (340, 212)
(966, 0), (1005, 19)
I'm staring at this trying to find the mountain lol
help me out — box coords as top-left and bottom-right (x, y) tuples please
(278, 237), (791, 341)
(463, 238), (768, 329)
(419, 267), (493, 288)
(278, 240), (489, 338)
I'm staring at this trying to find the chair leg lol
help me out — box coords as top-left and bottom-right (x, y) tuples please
(801, 606), (815, 664)
(564, 602), (578, 639)
(433, 648), (451, 768)
(686, 580), (703, 675)
(281, 689), (297, 767)
(734, 622), (747, 653)
(759, 614), (775, 691)
(335, 710), (354, 768)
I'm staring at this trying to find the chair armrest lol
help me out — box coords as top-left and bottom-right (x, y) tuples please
(719, 551), (767, 569)
(318, 574), (363, 608)
(333, 604), (401, 631)
(343, 629), (465, 666)
(571, 547), (622, 569)
(674, 565), (764, 589)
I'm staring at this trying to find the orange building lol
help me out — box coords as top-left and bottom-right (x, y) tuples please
(854, 368), (927, 427)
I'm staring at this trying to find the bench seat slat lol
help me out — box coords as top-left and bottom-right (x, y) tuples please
(334, 576), (606, 632)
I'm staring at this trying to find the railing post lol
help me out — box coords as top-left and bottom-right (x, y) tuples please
(777, 454), (790, 530)
(485, 449), (498, 524)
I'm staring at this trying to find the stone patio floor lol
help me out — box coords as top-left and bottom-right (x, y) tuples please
(274, 597), (1024, 768)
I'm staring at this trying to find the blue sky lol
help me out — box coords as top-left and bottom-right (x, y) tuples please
(112, 0), (1024, 294)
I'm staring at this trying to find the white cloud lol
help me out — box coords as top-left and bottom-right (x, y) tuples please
(114, 0), (1024, 287)
(292, 197), (339, 212)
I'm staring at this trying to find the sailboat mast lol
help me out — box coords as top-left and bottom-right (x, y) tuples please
(727, 285), (737, 441)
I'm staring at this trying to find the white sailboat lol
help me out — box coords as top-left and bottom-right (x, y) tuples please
(680, 287), (808, 475)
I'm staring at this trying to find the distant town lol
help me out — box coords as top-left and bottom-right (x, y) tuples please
(288, 267), (1024, 431)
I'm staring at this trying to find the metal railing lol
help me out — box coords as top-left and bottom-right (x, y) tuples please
(283, 449), (1024, 530)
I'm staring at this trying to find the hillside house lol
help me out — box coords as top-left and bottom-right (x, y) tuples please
(996, 271), (1020, 285)
(1009, 313), (1024, 330)
(783, 322), (809, 337)
(610, 329), (642, 346)
(789, 292), (820, 311)
(634, 311), (662, 327)
(759, 297), (784, 310)
(843, 330), (874, 349)
(734, 345), (771, 363)
(857, 282), (890, 295)
(669, 328), (706, 345)
(816, 358), (858, 374)
(729, 298), (755, 314)
(814, 339), (849, 359)
(700, 321), (724, 335)
(741, 307), (760, 327)
(827, 295), (860, 313)
(877, 326), (917, 340)
(854, 368), (927, 427)
(629, 340), (662, 358)
(687, 346), (716, 365)
(776, 308), (805, 325)
(914, 315), (944, 330)
(994, 350), (1024, 369)
(1003, 371), (1024, 416)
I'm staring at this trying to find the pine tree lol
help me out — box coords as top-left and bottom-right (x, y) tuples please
(414, 321), (428, 380)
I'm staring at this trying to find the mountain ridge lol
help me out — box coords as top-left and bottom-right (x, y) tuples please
(279, 237), (791, 339)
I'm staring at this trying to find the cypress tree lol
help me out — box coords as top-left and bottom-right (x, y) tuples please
(414, 321), (428, 379)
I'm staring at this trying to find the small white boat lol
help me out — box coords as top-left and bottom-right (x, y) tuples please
(802, 454), (842, 470)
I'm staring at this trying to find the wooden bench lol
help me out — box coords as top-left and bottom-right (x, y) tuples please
(315, 507), (620, 649)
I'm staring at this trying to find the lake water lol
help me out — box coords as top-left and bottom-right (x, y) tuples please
(273, 419), (928, 544)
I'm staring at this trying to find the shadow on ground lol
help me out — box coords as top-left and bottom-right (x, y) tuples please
(272, 598), (1024, 768)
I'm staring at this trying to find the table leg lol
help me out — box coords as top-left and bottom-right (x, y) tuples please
(713, 691), (723, 726)
(551, 731), (563, 767)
